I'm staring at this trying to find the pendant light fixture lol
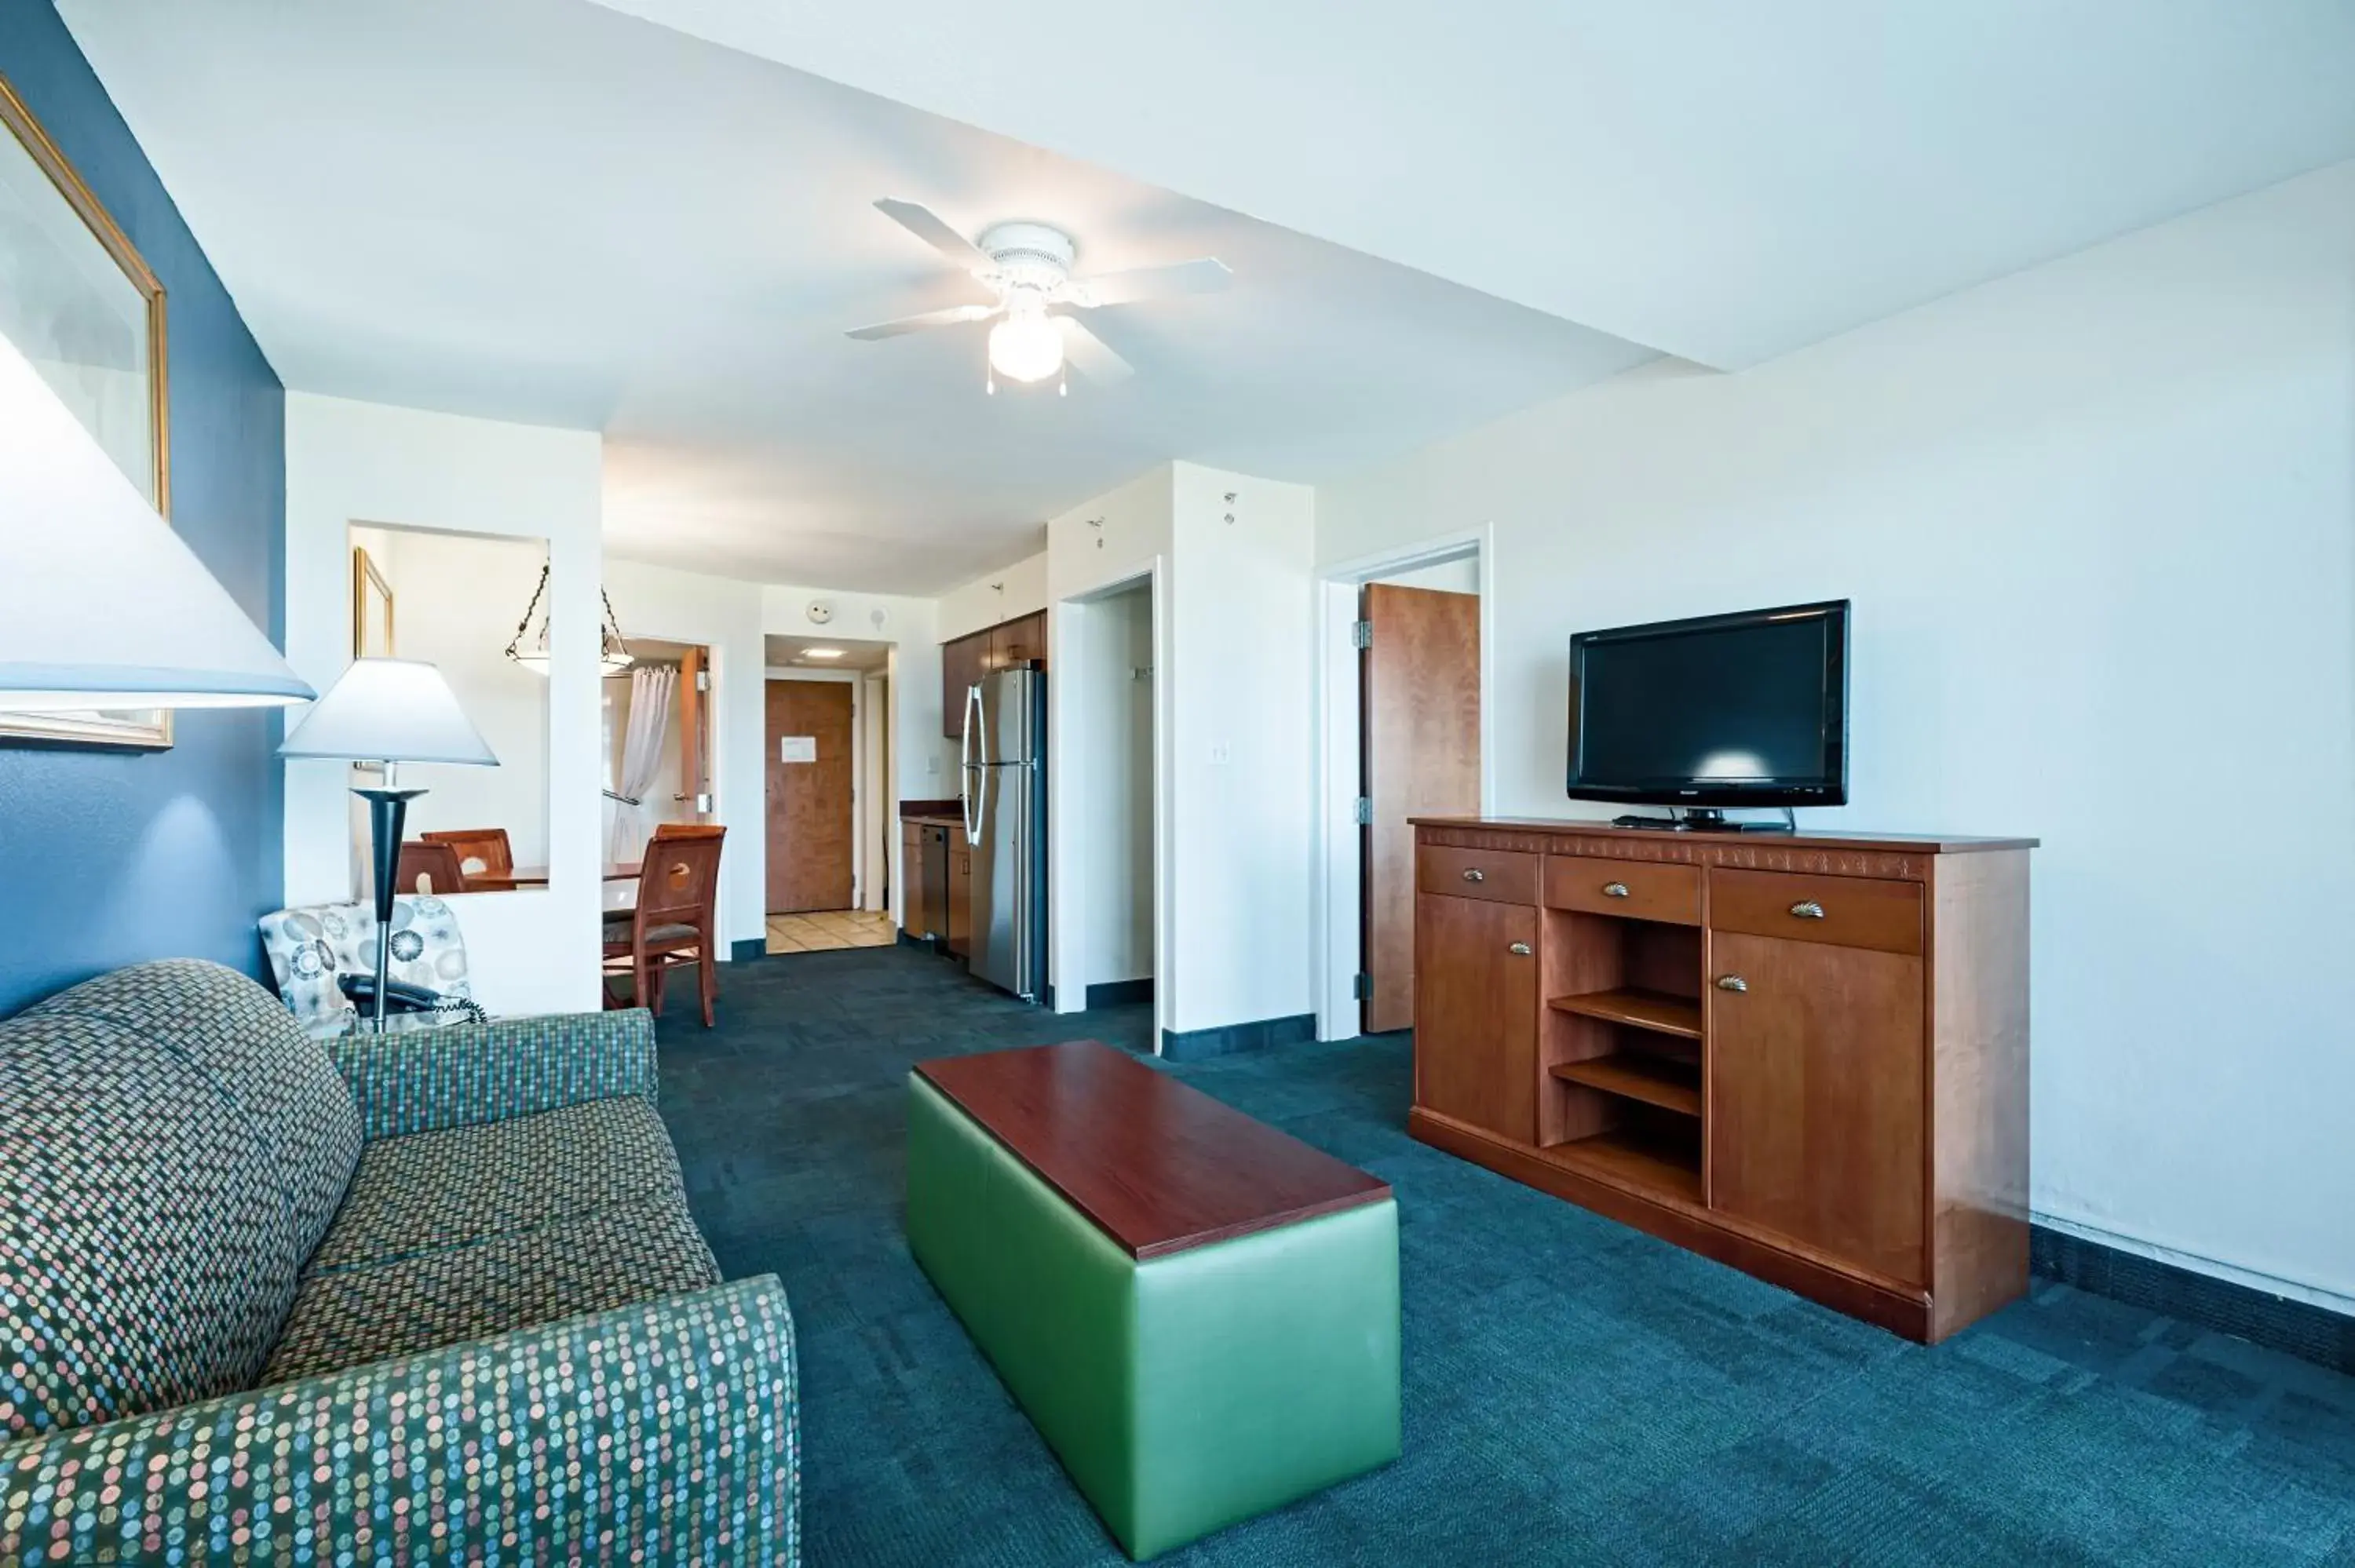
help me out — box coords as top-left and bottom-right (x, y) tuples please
(503, 563), (634, 675)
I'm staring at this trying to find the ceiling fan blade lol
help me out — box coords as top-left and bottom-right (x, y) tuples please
(873, 198), (996, 272)
(1072, 257), (1232, 308)
(1058, 315), (1134, 384)
(845, 302), (1000, 341)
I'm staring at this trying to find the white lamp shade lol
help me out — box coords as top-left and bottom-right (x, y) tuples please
(279, 658), (498, 767)
(0, 328), (312, 709)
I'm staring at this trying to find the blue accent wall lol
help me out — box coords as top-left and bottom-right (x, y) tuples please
(0, 0), (286, 1014)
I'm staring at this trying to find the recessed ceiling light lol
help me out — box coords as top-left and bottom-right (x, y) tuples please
(801, 647), (845, 659)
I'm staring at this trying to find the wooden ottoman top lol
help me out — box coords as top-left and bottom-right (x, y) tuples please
(914, 1040), (1392, 1260)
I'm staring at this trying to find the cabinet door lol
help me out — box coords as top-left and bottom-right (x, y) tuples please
(901, 824), (931, 937)
(946, 828), (972, 956)
(941, 633), (988, 740)
(1707, 932), (1926, 1284)
(992, 611), (1046, 670)
(1414, 892), (1538, 1144)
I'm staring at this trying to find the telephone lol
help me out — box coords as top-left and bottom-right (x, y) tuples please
(340, 974), (488, 1024)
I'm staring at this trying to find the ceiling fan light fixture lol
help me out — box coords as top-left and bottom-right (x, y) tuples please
(987, 308), (1064, 385)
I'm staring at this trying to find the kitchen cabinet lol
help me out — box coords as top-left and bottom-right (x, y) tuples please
(946, 824), (972, 957)
(940, 611), (1049, 738)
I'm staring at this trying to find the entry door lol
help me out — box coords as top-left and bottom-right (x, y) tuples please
(765, 680), (855, 912)
(1361, 583), (1481, 1034)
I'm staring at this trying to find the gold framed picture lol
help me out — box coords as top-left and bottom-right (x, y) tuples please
(353, 545), (394, 658)
(0, 70), (173, 749)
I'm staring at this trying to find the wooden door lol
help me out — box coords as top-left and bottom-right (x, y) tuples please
(942, 632), (989, 740)
(677, 647), (710, 821)
(765, 680), (856, 912)
(1414, 892), (1537, 1143)
(1362, 583), (1481, 1034)
(1707, 932), (1926, 1284)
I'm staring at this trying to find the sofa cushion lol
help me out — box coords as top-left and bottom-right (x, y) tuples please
(307, 1097), (686, 1274)
(29, 958), (362, 1256)
(263, 1194), (722, 1383)
(0, 1011), (300, 1438)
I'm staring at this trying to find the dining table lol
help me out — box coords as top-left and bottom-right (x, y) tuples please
(492, 862), (641, 913)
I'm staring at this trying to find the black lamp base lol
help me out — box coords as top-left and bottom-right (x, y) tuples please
(353, 786), (426, 1032)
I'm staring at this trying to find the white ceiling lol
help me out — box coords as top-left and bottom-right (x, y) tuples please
(59, 0), (1653, 595)
(765, 633), (889, 673)
(586, 0), (2355, 370)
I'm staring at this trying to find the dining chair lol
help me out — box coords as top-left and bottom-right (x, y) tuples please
(603, 823), (726, 1027)
(392, 841), (469, 897)
(422, 827), (514, 888)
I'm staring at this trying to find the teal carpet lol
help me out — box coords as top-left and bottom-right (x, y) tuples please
(655, 946), (2355, 1566)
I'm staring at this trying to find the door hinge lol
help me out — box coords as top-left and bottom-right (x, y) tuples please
(1350, 620), (1373, 649)
(1353, 973), (1371, 1001)
(1353, 797), (1373, 826)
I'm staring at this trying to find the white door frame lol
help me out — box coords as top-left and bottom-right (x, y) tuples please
(1312, 525), (1495, 1041)
(1046, 560), (1171, 1039)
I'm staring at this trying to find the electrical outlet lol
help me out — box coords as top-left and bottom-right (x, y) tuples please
(1208, 742), (1231, 765)
(926, 755), (940, 776)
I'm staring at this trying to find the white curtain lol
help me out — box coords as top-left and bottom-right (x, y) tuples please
(610, 663), (677, 863)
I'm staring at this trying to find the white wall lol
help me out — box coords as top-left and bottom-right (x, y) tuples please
(349, 525), (552, 866)
(1168, 462), (1319, 1035)
(938, 549), (1048, 640)
(285, 395), (604, 1016)
(607, 557), (767, 954)
(1316, 162), (2355, 1308)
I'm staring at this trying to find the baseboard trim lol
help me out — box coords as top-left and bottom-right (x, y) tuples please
(1159, 1012), (1314, 1063)
(2030, 1223), (2355, 1375)
(729, 938), (767, 964)
(1085, 978), (1154, 1009)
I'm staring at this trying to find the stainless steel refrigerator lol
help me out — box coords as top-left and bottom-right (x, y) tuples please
(960, 665), (1047, 1001)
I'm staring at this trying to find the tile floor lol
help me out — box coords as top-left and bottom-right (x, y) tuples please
(765, 908), (897, 954)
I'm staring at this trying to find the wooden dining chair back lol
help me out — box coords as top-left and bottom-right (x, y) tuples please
(422, 828), (514, 887)
(604, 823), (726, 1027)
(392, 841), (469, 898)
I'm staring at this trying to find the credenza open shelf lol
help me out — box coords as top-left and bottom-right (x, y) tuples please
(1409, 817), (2034, 1343)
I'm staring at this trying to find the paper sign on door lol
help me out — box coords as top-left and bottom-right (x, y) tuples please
(780, 736), (817, 763)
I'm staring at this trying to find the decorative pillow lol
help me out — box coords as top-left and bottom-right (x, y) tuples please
(0, 1008), (298, 1437)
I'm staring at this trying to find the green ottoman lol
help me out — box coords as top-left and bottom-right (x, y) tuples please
(906, 1042), (1401, 1560)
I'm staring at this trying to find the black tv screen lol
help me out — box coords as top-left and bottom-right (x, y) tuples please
(1568, 601), (1849, 808)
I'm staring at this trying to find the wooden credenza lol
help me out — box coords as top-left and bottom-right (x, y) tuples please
(1409, 817), (2034, 1342)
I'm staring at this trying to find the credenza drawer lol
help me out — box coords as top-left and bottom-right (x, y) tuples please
(1544, 854), (1702, 924)
(1418, 844), (1539, 906)
(1709, 867), (1922, 956)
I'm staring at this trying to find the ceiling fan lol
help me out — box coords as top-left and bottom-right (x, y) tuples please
(847, 199), (1232, 394)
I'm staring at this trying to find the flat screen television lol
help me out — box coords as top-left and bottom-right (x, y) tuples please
(1567, 600), (1849, 809)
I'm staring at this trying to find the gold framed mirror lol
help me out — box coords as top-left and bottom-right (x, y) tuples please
(0, 70), (173, 749)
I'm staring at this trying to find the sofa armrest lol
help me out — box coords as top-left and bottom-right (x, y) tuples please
(0, 1277), (798, 1565)
(326, 1007), (659, 1137)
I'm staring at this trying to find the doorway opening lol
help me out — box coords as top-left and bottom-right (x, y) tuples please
(1316, 533), (1491, 1041)
(604, 636), (713, 920)
(1056, 572), (1159, 1019)
(765, 634), (895, 954)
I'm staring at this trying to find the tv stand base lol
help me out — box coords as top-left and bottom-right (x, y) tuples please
(1610, 807), (1797, 833)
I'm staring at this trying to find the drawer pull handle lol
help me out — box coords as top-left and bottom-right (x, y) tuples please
(1601, 881), (1631, 899)
(1508, 942), (1532, 957)
(1462, 867), (1486, 883)
(1789, 900), (1827, 920)
(1714, 974), (1748, 993)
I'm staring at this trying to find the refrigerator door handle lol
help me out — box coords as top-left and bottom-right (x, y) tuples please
(960, 681), (983, 840)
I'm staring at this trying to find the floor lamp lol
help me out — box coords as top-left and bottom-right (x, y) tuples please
(0, 331), (311, 750)
(279, 659), (497, 1031)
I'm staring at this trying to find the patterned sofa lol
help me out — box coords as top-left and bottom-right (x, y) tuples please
(0, 959), (798, 1564)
